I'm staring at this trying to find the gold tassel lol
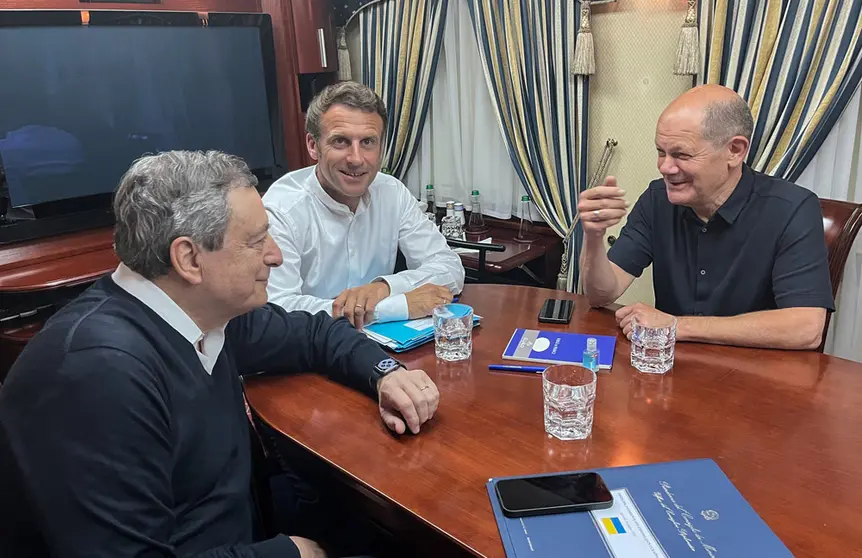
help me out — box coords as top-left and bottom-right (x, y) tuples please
(674, 0), (700, 75)
(572, 0), (595, 76)
(336, 27), (353, 81)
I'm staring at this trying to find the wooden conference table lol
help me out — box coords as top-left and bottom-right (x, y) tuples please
(244, 284), (862, 558)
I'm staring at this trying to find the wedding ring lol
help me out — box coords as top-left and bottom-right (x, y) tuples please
(355, 304), (364, 309)
(593, 209), (601, 220)
(419, 385), (430, 391)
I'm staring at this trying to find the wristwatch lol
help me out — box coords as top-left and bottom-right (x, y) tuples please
(371, 357), (402, 389)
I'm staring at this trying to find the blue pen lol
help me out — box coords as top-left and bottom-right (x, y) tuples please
(488, 364), (547, 373)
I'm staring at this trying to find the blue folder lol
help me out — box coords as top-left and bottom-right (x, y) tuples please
(363, 314), (481, 352)
(487, 459), (792, 557)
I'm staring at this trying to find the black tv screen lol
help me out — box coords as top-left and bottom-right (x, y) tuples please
(0, 12), (281, 211)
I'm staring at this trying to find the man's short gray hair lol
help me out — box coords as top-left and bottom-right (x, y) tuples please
(113, 150), (257, 279)
(701, 96), (755, 146)
(306, 81), (388, 141)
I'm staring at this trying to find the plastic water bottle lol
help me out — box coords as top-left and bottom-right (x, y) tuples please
(583, 337), (599, 373)
(515, 194), (535, 242)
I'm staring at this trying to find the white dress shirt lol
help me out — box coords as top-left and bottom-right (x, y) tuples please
(111, 264), (226, 374)
(263, 166), (465, 322)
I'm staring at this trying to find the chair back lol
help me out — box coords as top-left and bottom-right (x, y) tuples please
(818, 198), (862, 351)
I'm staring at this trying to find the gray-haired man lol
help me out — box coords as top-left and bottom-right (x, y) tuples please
(0, 151), (439, 557)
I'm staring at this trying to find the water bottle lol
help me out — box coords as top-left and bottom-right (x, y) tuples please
(425, 184), (436, 222)
(583, 337), (600, 373)
(441, 201), (461, 239)
(467, 189), (487, 233)
(453, 202), (466, 240)
(515, 194), (535, 242)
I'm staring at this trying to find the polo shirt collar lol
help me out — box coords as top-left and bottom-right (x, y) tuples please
(714, 164), (754, 225)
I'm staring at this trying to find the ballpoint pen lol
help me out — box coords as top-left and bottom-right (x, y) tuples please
(488, 364), (547, 373)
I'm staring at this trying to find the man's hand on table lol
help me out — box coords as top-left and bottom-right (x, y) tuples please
(377, 368), (440, 434)
(615, 303), (675, 340)
(332, 281), (391, 330)
(405, 284), (453, 319)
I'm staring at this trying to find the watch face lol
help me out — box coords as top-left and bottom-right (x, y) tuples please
(376, 358), (399, 373)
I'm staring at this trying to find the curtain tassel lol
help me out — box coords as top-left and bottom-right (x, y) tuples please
(572, 1), (595, 76)
(337, 27), (353, 81)
(673, 0), (700, 76)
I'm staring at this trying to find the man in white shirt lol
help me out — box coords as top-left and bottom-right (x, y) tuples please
(263, 82), (465, 329)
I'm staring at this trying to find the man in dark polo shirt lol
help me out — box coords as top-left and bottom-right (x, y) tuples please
(578, 84), (833, 350)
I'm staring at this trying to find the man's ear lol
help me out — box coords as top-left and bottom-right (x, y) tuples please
(169, 236), (204, 286)
(306, 133), (320, 162)
(727, 135), (750, 169)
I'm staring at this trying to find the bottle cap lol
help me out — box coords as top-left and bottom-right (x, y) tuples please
(454, 202), (464, 210)
(472, 189), (480, 196)
(586, 337), (597, 351)
(426, 184), (433, 189)
(446, 200), (455, 208)
(521, 195), (530, 201)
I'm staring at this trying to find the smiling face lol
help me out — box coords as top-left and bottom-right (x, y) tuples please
(306, 104), (384, 211)
(654, 108), (734, 208)
(654, 86), (751, 217)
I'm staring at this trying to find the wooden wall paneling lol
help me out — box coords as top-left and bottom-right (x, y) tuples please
(261, 0), (306, 170)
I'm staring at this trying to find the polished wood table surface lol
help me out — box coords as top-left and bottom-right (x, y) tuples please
(245, 284), (862, 558)
(459, 226), (559, 274)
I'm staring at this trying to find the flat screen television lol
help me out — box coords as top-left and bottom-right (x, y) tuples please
(0, 10), (285, 244)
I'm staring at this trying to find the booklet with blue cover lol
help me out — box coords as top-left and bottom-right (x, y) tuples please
(487, 459), (792, 558)
(502, 328), (617, 369)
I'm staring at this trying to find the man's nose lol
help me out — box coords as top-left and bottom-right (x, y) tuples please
(264, 235), (283, 268)
(345, 142), (363, 165)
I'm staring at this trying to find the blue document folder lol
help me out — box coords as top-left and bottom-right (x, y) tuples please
(363, 315), (480, 352)
(487, 459), (792, 557)
(502, 329), (617, 369)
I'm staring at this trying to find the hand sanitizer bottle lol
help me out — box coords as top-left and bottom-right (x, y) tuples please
(583, 337), (599, 373)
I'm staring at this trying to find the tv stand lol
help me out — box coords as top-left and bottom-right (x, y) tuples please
(0, 207), (115, 245)
(0, 226), (117, 380)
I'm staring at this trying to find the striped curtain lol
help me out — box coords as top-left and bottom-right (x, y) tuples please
(359, 0), (448, 179)
(698, 0), (862, 181)
(467, 0), (589, 291)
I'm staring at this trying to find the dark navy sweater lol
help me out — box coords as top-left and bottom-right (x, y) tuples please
(0, 276), (388, 557)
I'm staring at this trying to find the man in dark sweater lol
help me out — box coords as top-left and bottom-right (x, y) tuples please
(0, 151), (440, 557)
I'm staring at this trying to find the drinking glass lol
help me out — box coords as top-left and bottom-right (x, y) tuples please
(433, 303), (473, 361)
(542, 365), (597, 440)
(631, 313), (677, 374)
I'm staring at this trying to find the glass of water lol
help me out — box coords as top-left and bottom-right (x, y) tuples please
(630, 313), (677, 374)
(543, 365), (597, 440)
(433, 303), (473, 361)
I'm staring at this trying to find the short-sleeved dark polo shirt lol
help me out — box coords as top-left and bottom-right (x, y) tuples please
(607, 165), (834, 317)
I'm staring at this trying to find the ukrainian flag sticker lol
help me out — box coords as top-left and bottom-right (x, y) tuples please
(602, 517), (627, 535)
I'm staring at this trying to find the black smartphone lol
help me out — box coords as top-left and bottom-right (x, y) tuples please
(538, 298), (574, 324)
(495, 472), (613, 518)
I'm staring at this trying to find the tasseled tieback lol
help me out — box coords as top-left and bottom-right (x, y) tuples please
(572, 0), (596, 76)
(674, 0), (700, 76)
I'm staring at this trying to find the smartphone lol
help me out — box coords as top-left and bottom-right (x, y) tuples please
(495, 472), (613, 518)
(538, 298), (574, 324)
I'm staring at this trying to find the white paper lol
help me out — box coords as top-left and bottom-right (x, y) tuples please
(452, 236), (493, 254)
(405, 317), (434, 331)
(590, 489), (669, 558)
